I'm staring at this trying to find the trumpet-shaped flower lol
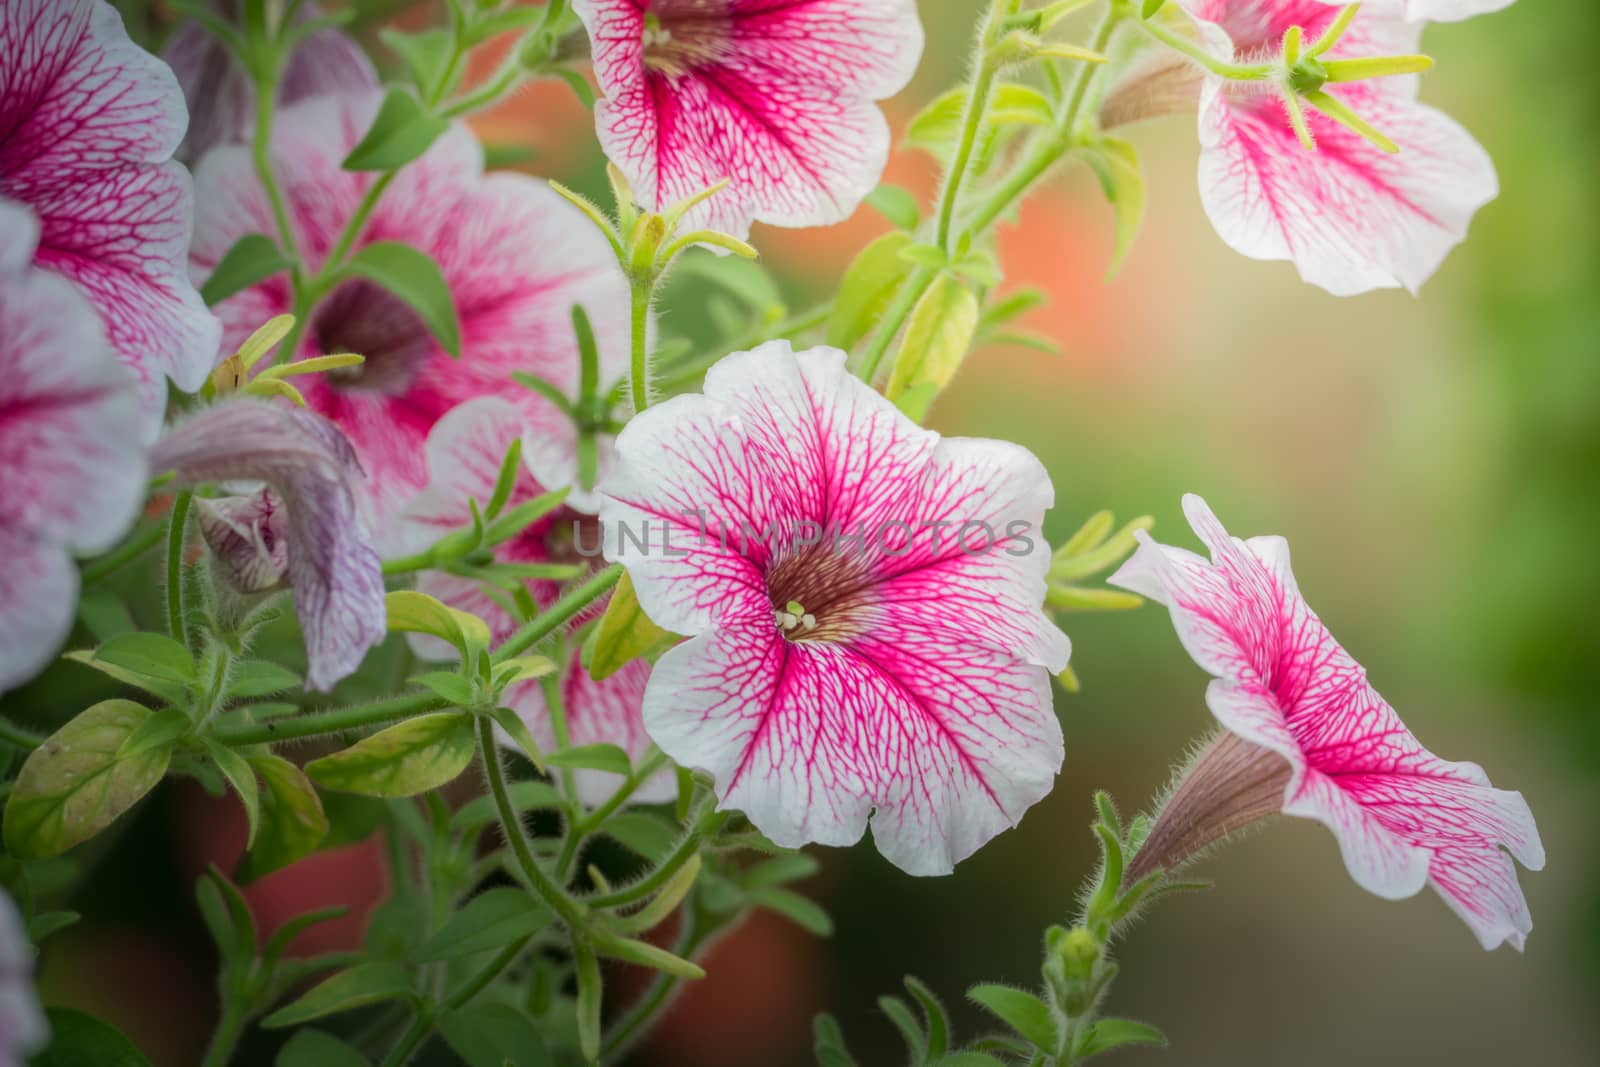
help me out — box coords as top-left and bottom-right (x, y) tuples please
(1181, 0), (1498, 295)
(600, 343), (1071, 875)
(400, 397), (672, 804)
(574, 0), (924, 239)
(1, 0), (221, 433)
(189, 92), (630, 540)
(1111, 494), (1544, 949)
(150, 401), (386, 691)
(0, 199), (146, 693)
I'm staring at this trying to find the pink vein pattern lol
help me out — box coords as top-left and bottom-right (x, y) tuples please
(188, 91), (631, 545)
(398, 397), (673, 805)
(1112, 494), (1544, 949)
(574, 0), (924, 238)
(0, 198), (145, 693)
(1181, 0), (1498, 294)
(0, 0), (221, 436)
(600, 343), (1071, 875)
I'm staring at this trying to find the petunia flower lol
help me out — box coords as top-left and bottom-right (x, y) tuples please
(1177, 0), (1498, 295)
(1111, 494), (1544, 950)
(573, 0), (925, 239)
(149, 401), (386, 691)
(1, 0), (221, 434)
(399, 397), (672, 805)
(190, 91), (630, 542)
(0, 889), (47, 1065)
(0, 199), (146, 693)
(1369, 0), (1514, 22)
(599, 342), (1071, 875)
(162, 1), (378, 163)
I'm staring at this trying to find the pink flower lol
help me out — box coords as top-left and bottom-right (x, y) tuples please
(150, 401), (386, 691)
(599, 343), (1071, 875)
(0, 199), (146, 693)
(400, 397), (672, 805)
(1, 0), (221, 433)
(190, 92), (630, 542)
(1373, 0), (1514, 21)
(162, 3), (377, 162)
(1181, 0), (1497, 295)
(0, 890), (47, 1064)
(1111, 494), (1544, 949)
(574, 0), (924, 238)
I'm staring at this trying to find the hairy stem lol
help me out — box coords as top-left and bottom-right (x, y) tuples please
(166, 490), (194, 644)
(478, 715), (587, 927)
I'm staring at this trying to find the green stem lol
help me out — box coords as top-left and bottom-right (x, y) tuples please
(445, 935), (531, 1009)
(494, 565), (622, 661)
(934, 4), (1006, 252)
(653, 303), (831, 395)
(478, 716), (587, 927)
(0, 717), (44, 750)
(587, 805), (729, 910)
(252, 73), (300, 263)
(601, 906), (734, 1060)
(629, 281), (653, 413)
(853, 263), (939, 384)
(578, 749), (670, 834)
(377, 1012), (433, 1067)
(166, 490), (194, 644)
(321, 172), (398, 277)
(198, 1001), (248, 1067)
(1136, 13), (1272, 81)
(80, 521), (167, 584)
(212, 691), (442, 746)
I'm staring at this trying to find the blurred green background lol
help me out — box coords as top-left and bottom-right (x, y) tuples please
(19, 1), (1597, 1063)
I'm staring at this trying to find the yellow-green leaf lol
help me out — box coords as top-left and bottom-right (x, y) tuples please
(826, 231), (915, 351)
(306, 712), (476, 798)
(238, 754), (328, 882)
(885, 272), (980, 413)
(385, 590), (491, 662)
(587, 572), (678, 680)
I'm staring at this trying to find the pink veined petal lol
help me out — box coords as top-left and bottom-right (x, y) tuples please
(0, 199), (38, 270)
(1378, 0), (1516, 22)
(0, 265), (146, 552)
(397, 396), (534, 553)
(1183, 0), (1422, 69)
(0, 529), (76, 694)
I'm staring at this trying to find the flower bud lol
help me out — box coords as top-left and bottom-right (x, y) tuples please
(196, 489), (289, 596)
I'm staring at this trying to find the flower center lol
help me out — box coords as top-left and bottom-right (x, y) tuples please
(311, 280), (432, 395)
(764, 544), (875, 644)
(639, 7), (733, 76)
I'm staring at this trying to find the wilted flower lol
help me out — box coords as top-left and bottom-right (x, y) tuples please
(0, 890), (47, 1064)
(1, 0), (220, 433)
(190, 92), (630, 540)
(573, 0), (925, 239)
(400, 397), (672, 804)
(150, 401), (386, 691)
(1178, 0), (1497, 295)
(600, 343), (1071, 875)
(195, 489), (290, 596)
(0, 199), (146, 693)
(162, 1), (377, 162)
(1112, 494), (1544, 950)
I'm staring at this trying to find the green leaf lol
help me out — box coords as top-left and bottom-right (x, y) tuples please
(545, 743), (631, 777)
(748, 887), (833, 936)
(343, 88), (450, 172)
(886, 272), (980, 416)
(441, 1001), (552, 1066)
(385, 590), (490, 660)
(94, 632), (197, 684)
(380, 27), (456, 94)
(552, 67), (597, 109)
(454, 780), (564, 833)
(865, 183), (921, 231)
(117, 707), (191, 758)
(601, 812), (678, 861)
(343, 243), (462, 358)
(1077, 1018), (1167, 1058)
(968, 984), (1058, 1050)
(238, 754), (329, 881)
(408, 670), (478, 706)
(905, 84), (1053, 169)
(275, 1029), (372, 1067)
(201, 233), (293, 306)
(412, 887), (552, 962)
(1083, 138), (1146, 280)
(32, 1007), (153, 1066)
(196, 866), (257, 959)
(904, 976), (950, 1059)
(587, 572), (678, 680)
(493, 655), (557, 690)
(739, 853), (820, 891)
(26, 909), (81, 943)
(930, 1055), (1007, 1067)
(201, 737), (262, 848)
(485, 705), (548, 773)
(813, 1013), (860, 1067)
(669, 249), (782, 312)
(227, 659), (304, 698)
(4, 701), (171, 859)
(592, 931), (705, 978)
(827, 231), (915, 350)
(63, 650), (189, 706)
(878, 995), (926, 1062)
(306, 712), (476, 798)
(262, 962), (417, 1028)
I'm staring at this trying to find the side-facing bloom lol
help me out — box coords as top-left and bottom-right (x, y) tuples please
(150, 401), (386, 691)
(0, 890), (47, 1064)
(574, 0), (924, 238)
(1112, 494), (1544, 949)
(190, 92), (630, 540)
(0, 199), (146, 693)
(1374, 0), (1513, 21)
(400, 397), (672, 805)
(162, 2), (377, 162)
(1, 0), (221, 432)
(600, 343), (1071, 875)
(1179, 0), (1497, 295)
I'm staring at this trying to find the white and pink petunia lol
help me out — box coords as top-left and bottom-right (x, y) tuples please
(1370, 0), (1514, 22)
(189, 91), (631, 542)
(1, 0), (221, 433)
(1180, 0), (1498, 295)
(162, 2), (378, 162)
(1111, 494), (1544, 950)
(574, 0), (925, 239)
(599, 342), (1071, 875)
(400, 397), (672, 805)
(150, 401), (387, 692)
(0, 199), (147, 694)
